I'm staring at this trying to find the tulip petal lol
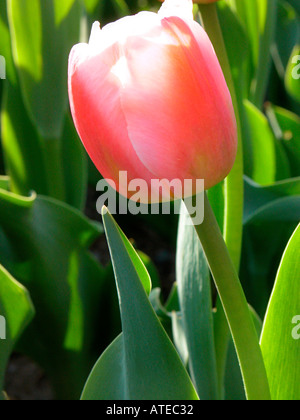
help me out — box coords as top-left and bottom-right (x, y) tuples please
(120, 15), (237, 190)
(69, 43), (154, 202)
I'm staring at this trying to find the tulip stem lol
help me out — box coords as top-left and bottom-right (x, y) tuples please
(198, 2), (244, 271)
(198, 2), (246, 397)
(185, 194), (271, 401)
(198, 1), (270, 401)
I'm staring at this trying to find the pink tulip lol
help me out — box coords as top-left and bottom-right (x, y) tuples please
(68, 0), (237, 203)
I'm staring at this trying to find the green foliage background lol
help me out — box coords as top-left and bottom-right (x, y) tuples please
(0, 0), (299, 401)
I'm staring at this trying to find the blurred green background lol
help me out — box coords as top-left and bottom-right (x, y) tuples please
(0, 0), (299, 400)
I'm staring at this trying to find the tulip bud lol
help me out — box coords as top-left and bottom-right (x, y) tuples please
(68, 0), (237, 203)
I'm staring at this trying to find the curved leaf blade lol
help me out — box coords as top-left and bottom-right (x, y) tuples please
(176, 203), (218, 400)
(260, 223), (300, 400)
(82, 208), (198, 400)
(7, 0), (81, 139)
(244, 100), (290, 186)
(81, 334), (126, 400)
(0, 264), (34, 397)
(0, 187), (105, 399)
(244, 176), (300, 225)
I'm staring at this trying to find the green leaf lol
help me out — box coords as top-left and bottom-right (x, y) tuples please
(251, 0), (278, 107)
(165, 282), (180, 313)
(0, 177), (10, 191)
(227, 0), (259, 67)
(217, 1), (251, 98)
(1, 74), (88, 209)
(7, 0), (81, 139)
(287, 0), (300, 16)
(272, 106), (300, 177)
(0, 0), (17, 84)
(244, 100), (276, 184)
(83, 0), (99, 14)
(244, 176), (300, 224)
(138, 251), (160, 290)
(0, 264), (34, 395)
(82, 208), (198, 400)
(1, 80), (48, 196)
(115, 225), (152, 296)
(244, 100), (291, 185)
(242, 176), (300, 317)
(217, 1), (254, 175)
(273, 1), (299, 79)
(227, 0), (277, 106)
(111, 0), (130, 16)
(147, 286), (176, 352)
(61, 113), (88, 211)
(3, 1), (88, 207)
(176, 203), (218, 400)
(82, 333), (126, 400)
(149, 288), (172, 321)
(171, 311), (189, 367)
(207, 181), (225, 232)
(244, 178), (300, 225)
(223, 307), (262, 401)
(227, 0), (285, 107)
(286, 0), (300, 15)
(260, 223), (300, 400)
(0, 187), (106, 399)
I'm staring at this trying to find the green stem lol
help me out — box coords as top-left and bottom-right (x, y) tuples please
(185, 194), (271, 401)
(196, 3), (270, 400)
(198, 3), (245, 394)
(198, 2), (244, 270)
